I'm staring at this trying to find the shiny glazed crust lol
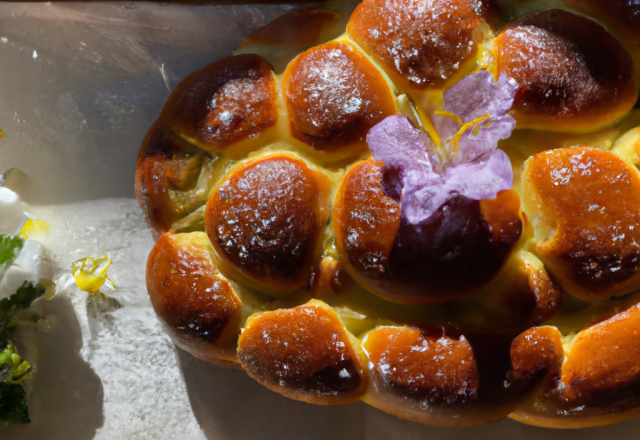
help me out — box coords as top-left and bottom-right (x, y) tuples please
(284, 41), (397, 153)
(136, 0), (640, 428)
(493, 9), (638, 132)
(333, 157), (523, 304)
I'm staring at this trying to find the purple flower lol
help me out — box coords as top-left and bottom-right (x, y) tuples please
(367, 71), (517, 224)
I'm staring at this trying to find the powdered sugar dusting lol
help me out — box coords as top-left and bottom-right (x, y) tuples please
(349, 0), (482, 88)
(288, 43), (375, 137)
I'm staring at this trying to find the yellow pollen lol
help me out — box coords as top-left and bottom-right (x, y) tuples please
(434, 110), (464, 128)
(452, 113), (491, 155)
(417, 105), (441, 148)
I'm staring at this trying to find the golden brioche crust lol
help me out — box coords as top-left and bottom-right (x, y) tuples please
(494, 10), (638, 132)
(522, 147), (640, 300)
(237, 300), (367, 404)
(333, 158), (400, 284)
(136, 119), (215, 234)
(559, 304), (640, 406)
(563, 0), (640, 49)
(510, 326), (563, 382)
(498, 0), (640, 52)
(363, 326), (479, 405)
(164, 54), (279, 153)
(205, 154), (330, 294)
(347, 0), (485, 91)
(283, 41), (397, 153)
(146, 231), (242, 363)
(509, 301), (640, 426)
(485, 251), (563, 328)
(519, 258), (563, 325)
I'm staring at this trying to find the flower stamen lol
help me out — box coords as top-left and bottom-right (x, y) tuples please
(417, 105), (442, 149)
(434, 110), (464, 128)
(452, 113), (491, 155)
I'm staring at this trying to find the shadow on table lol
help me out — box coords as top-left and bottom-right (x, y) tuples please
(177, 347), (365, 440)
(177, 347), (640, 440)
(3, 295), (104, 439)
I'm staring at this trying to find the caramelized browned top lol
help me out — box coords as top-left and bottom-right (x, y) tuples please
(205, 155), (330, 292)
(146, 232), (242, 342)
(334, 158), (522, 304)
(283, 41), (396, 151)
(560, 304), (640, 406)
(136, 119), (211, 233)
(347, 0), (483, 90)
(334, 158), (401, 279)
(510, 326), (563, 382)
(238, 301), (365, 402)
(364, 326), (479, 405)
(523, 147), (640, 300)
(387, 193), (521, 303)
(163, 54), (278, 152)
(494, 10), (637, 131)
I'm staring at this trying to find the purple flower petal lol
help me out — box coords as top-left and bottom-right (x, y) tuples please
(367, 115), (440, 174)
(445, 71), (517, 123)
(401, 174), (448, 224)
(443, 149), (513, 201)
(367, 115), (441, 199)
(434, 71), (517, 140)
(400, 150), (513, 224)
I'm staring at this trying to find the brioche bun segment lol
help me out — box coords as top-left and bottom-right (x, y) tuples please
(146, 231), (243, 365)
(522, 147), (640, 301)
(493, 9), (638, 132)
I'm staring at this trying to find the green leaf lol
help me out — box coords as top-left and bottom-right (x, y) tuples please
(0, 282), (45, 344)
(0, 320), (16, 346)
(0, 234), (24, 283)
(0, 279), (44, 425)
(0, 383), (30, 425)
(1, 281), (44, 312)
(0, 234), (23, 267)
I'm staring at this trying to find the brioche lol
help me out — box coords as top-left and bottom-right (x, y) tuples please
(136, 0), (640, 428)
(493, 9), (638, 132)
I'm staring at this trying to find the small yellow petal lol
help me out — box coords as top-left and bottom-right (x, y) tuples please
(19, 218), (50, 239)
(71, 255), (115, 293)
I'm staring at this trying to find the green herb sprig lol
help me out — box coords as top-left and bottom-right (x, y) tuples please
(0, 233), (45, 425)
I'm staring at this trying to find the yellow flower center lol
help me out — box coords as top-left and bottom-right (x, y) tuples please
(434, 111), (492, 158)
